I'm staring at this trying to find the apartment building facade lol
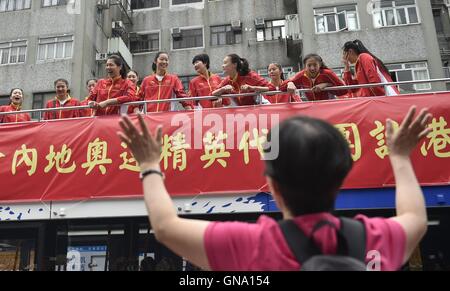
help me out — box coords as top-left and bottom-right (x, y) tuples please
(0, 0), (448, 111)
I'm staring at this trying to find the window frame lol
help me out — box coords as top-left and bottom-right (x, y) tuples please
(372, 0), (421, 28)
(171, 26), (205, 51)
(129, 30), (161, 55)
(314, 5), (360, 34)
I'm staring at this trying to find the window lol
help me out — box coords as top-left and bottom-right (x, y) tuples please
(37, 35), (73, 61)
(130, 0), (159, 10)
(387, 62), (431, 92)
(444, 67), (450, 79)
(210, 25), (242, 46)
(314, 5), (359, 33)
(372, 0), (419, 28)
(0, 95), (10, 106)
(130, 32), (159, 54)
(256, 19), (286, 42)
(172, 0), (202, 4)
(32, 92), (54, 119)
(172, 28), (203, 50)
(0, 40), (27, 65)
(41, 0), (67, 7)
(0, 0), (31, 12)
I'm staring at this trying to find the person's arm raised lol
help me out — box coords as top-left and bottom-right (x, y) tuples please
(118, 115), (211, 270)
(387, 106), (432, 265)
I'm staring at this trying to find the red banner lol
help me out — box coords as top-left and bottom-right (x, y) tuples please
(0, 93), (449, 203)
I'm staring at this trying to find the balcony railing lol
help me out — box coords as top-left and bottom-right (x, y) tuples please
(1, 78), (450, 124)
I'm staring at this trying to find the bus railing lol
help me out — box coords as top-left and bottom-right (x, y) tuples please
(1, 78), (450, 123)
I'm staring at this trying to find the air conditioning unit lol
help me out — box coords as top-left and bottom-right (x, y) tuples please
(112, 21), (124, 30)
(96, 0), (110, 9)
(231, 20), (242, 31)
(96, 53), (108, 61)
(255, 18), (265, 29)
(172, 28), (182, 39)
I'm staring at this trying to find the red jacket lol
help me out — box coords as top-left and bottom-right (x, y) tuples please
(0, 104), (31, 124)
(139, 74), (193, 113)
(218, 71), (270, 106)
(189, 74), (231, 108)
(266, 81), (302, 104)
(44, 96), (81, 120)
(279, 68), (347, 101)
(80, 97), (94, 117)
(343, 53), (400, 97)
(88, 77), (137, 116)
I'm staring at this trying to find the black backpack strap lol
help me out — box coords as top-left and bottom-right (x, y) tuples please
(338, 217), (366, 262)
(279, 218), (367, 265)
(278, 220), (322, 264)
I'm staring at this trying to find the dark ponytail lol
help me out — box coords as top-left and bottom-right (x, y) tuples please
(227, 54), (250, 76)
(108, 54), (127, 79)
(343, 39), (390, 75)
(152, 51), (169, 73)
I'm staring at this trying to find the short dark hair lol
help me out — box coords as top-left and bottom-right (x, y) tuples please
(264, 116), (353, 216)
(192, 54), (210, 70)
(54, 78), (69, 87)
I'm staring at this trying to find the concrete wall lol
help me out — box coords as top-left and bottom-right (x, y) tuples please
(0, 3), (76, 109)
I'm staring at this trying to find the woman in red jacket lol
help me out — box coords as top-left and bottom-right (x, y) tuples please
(127, 70), (142, 114)
(266, 63), (301, 104)
(342, 40), (399, 97)
(212, 54), (270, 106)
(138, 52), (193, 113)
(280, 54), (347, 101)
(80, 79), (97, 117)
(44, 79), (82, 120)
(0, 88), (31, 124)
(89, 55), (137, 116)
(189, 54), (230, 109)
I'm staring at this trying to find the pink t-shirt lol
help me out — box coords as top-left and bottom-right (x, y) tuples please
(204, 213), (406, 271)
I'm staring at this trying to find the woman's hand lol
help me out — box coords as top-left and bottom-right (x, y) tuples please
(287, 82), (297, 94)
(221, 85), (234, 94)
(118, 114), (163, 170)
(312, 83), (330, 93)
(342, 52), (351, 72)
(240, 85), (253, 92)
(212, 98), (223, 108)
(386, 106), (432, 158)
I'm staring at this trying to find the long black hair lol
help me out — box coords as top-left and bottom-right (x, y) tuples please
(303, 54), (329, 70)
(152, 51), (169, 73)
(108, 55), (127, 79)
(343, 39), (389, 75)
(227, 54), (250, 76)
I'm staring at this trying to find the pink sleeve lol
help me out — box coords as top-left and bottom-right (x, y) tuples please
(204, 221), (261, 271)
(355, 215), (407, 271)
